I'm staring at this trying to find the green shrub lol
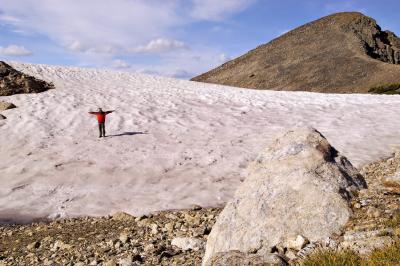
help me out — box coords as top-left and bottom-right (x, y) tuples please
(368, 83), (400, 94)
(362, 242), (400, 266)
(385, 213), (400, 228)
(299, 243), (400, 266)
(300, 249), (361, 266)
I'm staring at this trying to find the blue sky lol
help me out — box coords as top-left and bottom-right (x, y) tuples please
(0, 0), (399, 79)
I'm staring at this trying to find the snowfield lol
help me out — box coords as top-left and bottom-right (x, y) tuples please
(1, 62), (400, 223)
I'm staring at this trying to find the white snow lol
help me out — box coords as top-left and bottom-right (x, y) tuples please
(1, 62), (400, 223)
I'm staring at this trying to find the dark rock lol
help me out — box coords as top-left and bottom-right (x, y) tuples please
(0, 61), (54, 96)
(0, 102), (16, 111)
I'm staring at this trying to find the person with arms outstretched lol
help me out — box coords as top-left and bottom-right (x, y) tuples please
(88, 108), (114, 138)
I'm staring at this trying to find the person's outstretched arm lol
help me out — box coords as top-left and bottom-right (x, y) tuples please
(88, 112), (97, 115)
(105, 110), (115, 114)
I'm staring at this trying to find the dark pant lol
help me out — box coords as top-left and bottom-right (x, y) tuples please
(98, 122), (106, 137)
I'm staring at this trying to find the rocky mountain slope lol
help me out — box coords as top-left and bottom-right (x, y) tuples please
(192, 12), (400, 93)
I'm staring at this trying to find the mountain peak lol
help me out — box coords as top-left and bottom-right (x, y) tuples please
(192, 12), (400, 93)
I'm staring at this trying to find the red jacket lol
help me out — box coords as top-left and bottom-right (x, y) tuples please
(89, 111), (113, 123)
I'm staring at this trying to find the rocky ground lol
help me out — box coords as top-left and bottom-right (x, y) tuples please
(342, 152), (400, 253)
(0, 153), (399, 266)
(0, 207), (222, 266)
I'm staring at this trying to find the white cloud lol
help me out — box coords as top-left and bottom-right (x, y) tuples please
(0, 0), (257, 77)
(0, 0), (181, 55)
(218, 53), (231, 63)
(0, 44), (32, 56)
(0, 0), (256, 56)
(68, 40), (87, 52)
(190, 0), (256, 21)
(131, 46), (233, 79)
(112, 59), (130, 69)
(130, 38), (189, 54)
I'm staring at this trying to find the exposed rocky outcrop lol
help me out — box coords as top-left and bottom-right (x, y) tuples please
(342, 16), (400, 64)
(192, 12), (400, 93)
(0, 61), (54, 96)
(202, 128), (366, 265)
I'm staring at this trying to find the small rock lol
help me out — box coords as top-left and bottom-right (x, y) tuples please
(118, 255), (133, 266)
(134, 215), (148, 222)
(150, 223), (158, 235)
(51, 240), (72, 251)
(112, 211), (135, 221)
(103, 259), (117, 266)
(144, 243), (155, 253)
(354, 202), (361, 209)
(89, 260), (98, 265)
(43, 259), (54, 265)
(119, 232), (129, 243)
(164, 222), (174, 232)
(27, 241), (40, 250)
(171, 237), (205, 251)
(323, 237), (339, 249)
(360, 199), (371, 206)
(0, 101), (16, 111)
(285, 235), (309, 251)
(285, 249), (297, 260)
(191, 204), (202, 210)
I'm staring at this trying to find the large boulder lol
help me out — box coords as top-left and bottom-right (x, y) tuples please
(0, 61), (54, 96)
(203, 128), (366, 265)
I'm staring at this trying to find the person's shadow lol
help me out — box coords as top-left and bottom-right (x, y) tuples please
(108, 131), (148, 137)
